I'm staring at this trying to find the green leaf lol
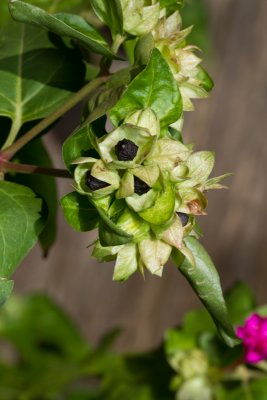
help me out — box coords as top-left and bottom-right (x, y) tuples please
(220, 378), (267, 400)
(138, 181), (175, 225)
(110, 48), (182, 128)
(197, 66), (214, 92)
(9, 138), (57, 255)
(0, 181), (44, 279)
(90, 0), (123, 36)
(0, 279), (14, 307)
(97, 207), (133, 246)
(160, 0), (184, 14)
(60, 191), (99, 232)
(0, 1), (11, 27)
(0, 21), (85, 146)
(63, 124), (98, 172)
(225, 281), (256, 325)
(85, 66), (140, 125)
(165, 328), (195, 355)
(92, 240), (123, 262)
(9, 0), (116, 58)
(0, 293), (90, 362)
(177, 237), (240, 347)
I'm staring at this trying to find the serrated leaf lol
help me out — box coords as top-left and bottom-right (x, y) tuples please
(177, 237), (239, 347)
(9, 0), (116, 58)
(0, 181), (44, 279)
(0, 21), (85, 145)
(110, 48), (182, 128)
(10, 138), (57, 255)
(60, 191), (99, 232)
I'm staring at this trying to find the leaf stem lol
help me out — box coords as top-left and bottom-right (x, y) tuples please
(2, 117), (21, 150)
(112, 34), (126, 53)
(0, 160), (72, 179)
(1, 77), (107, 161)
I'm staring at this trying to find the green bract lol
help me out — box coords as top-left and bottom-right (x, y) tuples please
(71, 104), (225, 282)
(152, 9), (213, 111)
(120, 0), (160, 36)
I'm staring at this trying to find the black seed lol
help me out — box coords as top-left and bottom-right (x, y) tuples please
(177, 212), (189, 227)
(86, 171), (110, 191)
(134, 176), (150, 196)
(114, 139), (138, 161)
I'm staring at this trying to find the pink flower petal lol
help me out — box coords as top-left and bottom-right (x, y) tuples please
(236, 313), (267, 364)
(245, 349), (264, 363)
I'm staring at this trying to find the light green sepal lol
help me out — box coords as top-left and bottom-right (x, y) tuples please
(125, 108), (160, 138)
(138, 180), (175, 225)
(121, 0), (160, 36)
(113, 243), (138, 281)
(92, 240), (124, 262)
(126, 189), (158, 213)
(145, 138), (190, 171)
(98, 124), (156, 169)
(74, 160), (120, 198)
(162, 215), (184, 250)
(138, 238), (172, 276)
(179, 151), (215, 188)
(116, 207), (150, 241)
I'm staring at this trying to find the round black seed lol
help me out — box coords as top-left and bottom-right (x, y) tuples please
(114, 139), (138, 161)
(86, 171), (111, 191)
(134, 176), (150, 196)
(177, 212), (189, 226)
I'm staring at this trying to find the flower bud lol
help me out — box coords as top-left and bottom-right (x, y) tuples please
(120, 0), (160, 36)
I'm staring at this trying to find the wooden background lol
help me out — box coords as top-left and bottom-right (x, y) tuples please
(14, 0), (267, 351)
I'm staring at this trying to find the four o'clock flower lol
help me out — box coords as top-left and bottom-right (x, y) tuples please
(237, 314), (267, 363)
(72, 106), (227, 281)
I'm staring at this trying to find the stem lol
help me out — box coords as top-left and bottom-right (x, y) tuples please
(2, 117), (21, 150)
(1, 160), (72, 179)
(112, 34), (126, 53)
(1, 77), (107, 161)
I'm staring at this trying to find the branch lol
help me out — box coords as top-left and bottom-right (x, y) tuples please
(1, 160), (72, 179)
(1, 77), (107, 161)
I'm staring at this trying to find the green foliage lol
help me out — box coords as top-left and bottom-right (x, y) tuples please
(0, 181), (44, 278)
(0, 283), (265, 399)
(61, 191), (99, 231)
(9, 138), (57, 254)
(0, 0), (238, 355)
(9, 0), (116, 57)
(90, 0), (123, 37)
(177, 237), (239, 347)
(110, 48), (182, 128)
(0, 20), (85, 146)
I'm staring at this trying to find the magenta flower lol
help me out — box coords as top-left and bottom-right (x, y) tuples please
(236, 313), (267, 363)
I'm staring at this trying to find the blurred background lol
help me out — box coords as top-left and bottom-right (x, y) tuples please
(13, 0), (267, 352)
